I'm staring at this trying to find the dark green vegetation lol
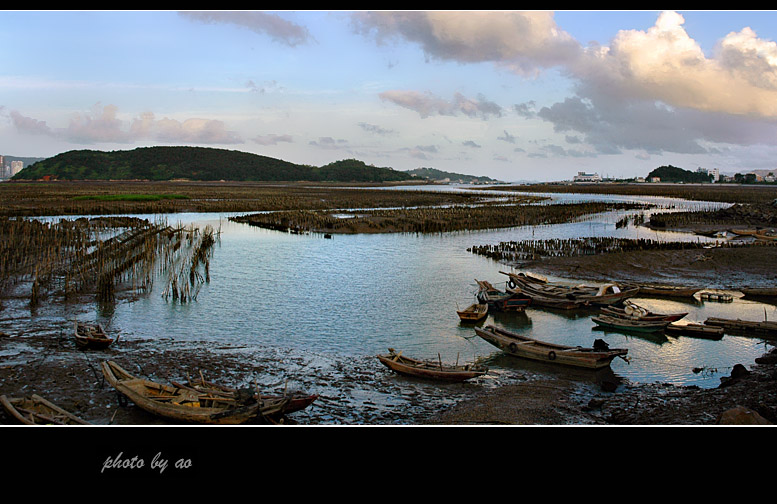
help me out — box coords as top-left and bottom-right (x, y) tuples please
(646, 165), (713, 183)
(12, 147), (417, 183)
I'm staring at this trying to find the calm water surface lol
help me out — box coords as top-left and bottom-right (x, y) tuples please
(98, 189), (773, 391)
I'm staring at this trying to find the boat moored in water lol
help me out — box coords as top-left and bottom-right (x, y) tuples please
(473, 325), (628, 369)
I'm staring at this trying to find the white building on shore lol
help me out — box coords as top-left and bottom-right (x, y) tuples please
(573, 171), (602, 182)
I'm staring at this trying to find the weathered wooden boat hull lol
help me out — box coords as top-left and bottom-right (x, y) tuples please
(473, 325), (628, 370)
(666, 323), (724, 339)
(495, 296), (531, 311)
(704, 317), (777, 337)
(0, 394), (91, 425)
(601, 305), (688, 322)
(592, 315), (670, 333)
(637, 285), (700, 298)
(457, 303), (488, 322)
(377, 350), (487, 382)
(180, 377), (318, 415)
(501, 271), (638, 309)
(740, 287), (777, 298)
(101, 361), (289, 424)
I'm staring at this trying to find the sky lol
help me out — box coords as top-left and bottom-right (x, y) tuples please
(2, 10), (777, 182)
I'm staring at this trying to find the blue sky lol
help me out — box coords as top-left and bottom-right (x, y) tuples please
(2, 10), (777, 182)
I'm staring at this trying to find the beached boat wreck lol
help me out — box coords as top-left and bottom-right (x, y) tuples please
(180, 374), (318, 416)
(101, 360), (290, 424)
(74, 321), (117, 349)
(457, 303), (488, 322)
(592, 314), (671, 333)
(0, 394), (91, 425)
(377, 348), (488, 382)
(500, 271), (639, 309)
(473, 325), (628, 369)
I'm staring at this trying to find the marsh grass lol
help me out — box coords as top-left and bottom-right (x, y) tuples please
(0, 215), (217, 308)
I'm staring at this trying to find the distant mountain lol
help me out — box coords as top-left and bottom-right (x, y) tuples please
(646, 165), (712, 183)
(11, 147), (416, 183)
(405, 167), (499, 184)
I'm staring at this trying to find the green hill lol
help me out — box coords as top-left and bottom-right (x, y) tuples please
(12, 147), (416, 183)
(405, 167), (498, 183)
(647, 165), (712, 183)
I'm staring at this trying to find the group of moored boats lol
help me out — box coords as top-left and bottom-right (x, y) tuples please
(380, 269), (777, 384)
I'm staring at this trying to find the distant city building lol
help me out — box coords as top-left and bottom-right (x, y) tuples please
(10, 160), (23, 176)
(573, 171), (601, 182)
(649, 176), (661, 182)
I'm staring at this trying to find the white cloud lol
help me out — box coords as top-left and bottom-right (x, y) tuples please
(379, 90), (502, 119)
(179, 11), (311, 47)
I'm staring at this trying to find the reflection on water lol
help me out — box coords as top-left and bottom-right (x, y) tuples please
(5, 191), (775, 398)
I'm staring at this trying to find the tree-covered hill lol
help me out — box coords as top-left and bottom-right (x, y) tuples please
(12, 147), (416, 183)
(647, 165), (713, 183)
(405, 167), (499, 183)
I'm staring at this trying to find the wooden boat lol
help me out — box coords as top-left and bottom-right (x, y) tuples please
(665, 323), (724, 339)
(601, 302), (687, 322)
(74, 321), (117, 349)
(475, 279), (512, 308)
(473, 325), (628, 370)
(0, 394), (91, 425)
(101, 360), (290, 424)
(740, 287), (777, 298)
(377, 348), (488, 382)
(637, 284), (700, 298)
(728, 228), (759, 236)
(180, 374), (318, 415)
(500, 271), (638, 309)
(591, 314), (671, 333)
(494, 294), (532, 312)
(457, 303), (488, 322)
(704, 317), (777, 337)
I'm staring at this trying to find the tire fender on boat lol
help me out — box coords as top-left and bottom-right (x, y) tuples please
(508, 279), (516, 289)
(508, 342), (518, 353)
(547, 351), (556, 360)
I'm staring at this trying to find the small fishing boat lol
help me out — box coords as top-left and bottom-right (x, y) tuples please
(377, 348), (488, 382)
(591, 314), (671, 333)
(601, 302), (687, 322)
(0, 394), (91, 425)
(665, 323), (724, 339)
(637, 284), (700, 298)
(457, 303), (489, 322)
(473, 325), (628, 370)
(74, 321), (117, 349)
(101, 360), (290, 424)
